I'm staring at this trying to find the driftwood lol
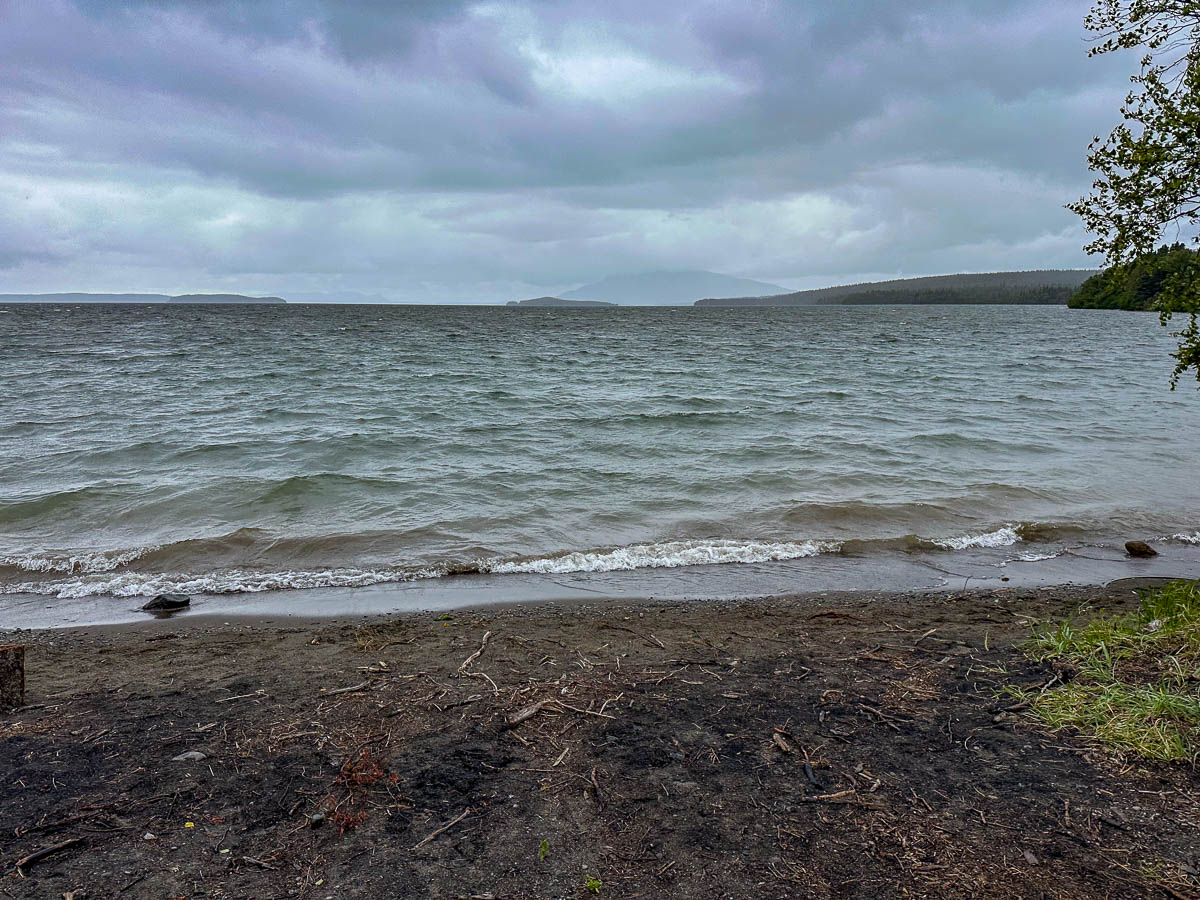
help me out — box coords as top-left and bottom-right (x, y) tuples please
(504, 698), (617, 729)
(0, 644), (25, 709)
(14, 837), (84, 874)
(458, 631), (493, 674)
(505, 699), (555, 728)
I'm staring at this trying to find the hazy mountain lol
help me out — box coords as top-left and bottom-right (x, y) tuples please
(506, 296), (617, 308)
(0, 293), (286, 304)
(561, 271), (789, 305)
(694, 270), (1098, 307)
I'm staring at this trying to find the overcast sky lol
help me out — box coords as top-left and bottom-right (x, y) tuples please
(1, 0), (1134, 302)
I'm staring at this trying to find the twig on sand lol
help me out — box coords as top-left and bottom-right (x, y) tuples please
(412, 809), (471, 850)
(801, 790), (883, 809)
(215, 690), (266, 703)
(322, 680), (369, 696)
(14, 837), (84, 875)
(506, 699), (555, 729)
(117, 874), (147, 894)
(458, 631), (493, 675)
(600, 624), (664, 648)
(463, 670), (500, 693)
(504, 698), (617, 729)
(553, 700), (616, 720)
(588, 766), (604, 809)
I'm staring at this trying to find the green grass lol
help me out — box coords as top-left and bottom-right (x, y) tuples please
(1008, 580), (1200, 763)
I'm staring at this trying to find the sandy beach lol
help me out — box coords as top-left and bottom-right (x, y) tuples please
(2, 584), (1197, 898)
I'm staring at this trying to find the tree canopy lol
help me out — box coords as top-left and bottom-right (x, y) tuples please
(1068, 2), (1200, 386)
(1069, 243), (1200, 308)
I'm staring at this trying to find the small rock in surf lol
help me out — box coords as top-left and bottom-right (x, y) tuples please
(1124, 541), (1158, 558)
(142, 593), (191, 612)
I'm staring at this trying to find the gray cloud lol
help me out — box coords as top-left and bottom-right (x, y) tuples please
(0, 0), (1133, 300)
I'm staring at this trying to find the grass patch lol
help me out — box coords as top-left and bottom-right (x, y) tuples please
(1008, 580), (1200, 763)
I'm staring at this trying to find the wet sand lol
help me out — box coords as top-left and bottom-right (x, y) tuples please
(2, 584), (1198, 898)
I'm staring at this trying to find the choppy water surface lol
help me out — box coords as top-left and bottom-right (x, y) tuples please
(1, 303), (1197, 614)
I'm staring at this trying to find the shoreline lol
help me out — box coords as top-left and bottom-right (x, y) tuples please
(4, 539), (1199, 631)
(0, 576), (1187, 640)
(2, 583), (1197, 897)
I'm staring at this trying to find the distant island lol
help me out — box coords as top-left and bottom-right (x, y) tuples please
(0, 293), (286, 304)
(506, 296), (618, 308)
(694, 270), (1097, 307)
(561, 271), (789, 305)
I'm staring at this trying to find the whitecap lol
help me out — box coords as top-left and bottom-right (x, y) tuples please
(481, 538), (839, 575)
(1, 546), (156, 575)
(0, 566), (441, 599)
(934, 526), (1021, 550)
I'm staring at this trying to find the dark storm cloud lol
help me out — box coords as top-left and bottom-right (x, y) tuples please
(0, 0), (1132, 300)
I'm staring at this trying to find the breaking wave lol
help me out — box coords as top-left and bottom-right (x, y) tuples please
(0, 546), (156, 576)
(933, 526), (1021, 550)
(479, 538), (840, 575)
(2, 520), (1193, 601)
(2, 566), (439, 599)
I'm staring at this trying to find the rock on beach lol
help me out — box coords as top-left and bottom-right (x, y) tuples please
(1124, 541), (1158, 558)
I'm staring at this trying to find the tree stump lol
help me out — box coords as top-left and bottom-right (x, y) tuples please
(0, 645), (25, 709)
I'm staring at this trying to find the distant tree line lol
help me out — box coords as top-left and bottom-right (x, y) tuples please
(815, 285), (1075, 306)
(694, 270), (1094, 307)
(1069, 244), (1200, 310)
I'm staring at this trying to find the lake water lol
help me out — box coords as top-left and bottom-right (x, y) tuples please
(2, 303), (1198, 625)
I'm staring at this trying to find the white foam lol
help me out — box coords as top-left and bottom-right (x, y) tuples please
(1169, 531), (1200, 545)
(1, 546), (155, 575)
(935, 526), (1021, 551)
(1, 566), (440, 599)
(481, 538), (839, 575)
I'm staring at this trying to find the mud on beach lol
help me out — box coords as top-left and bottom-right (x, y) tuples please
(2, 585), (1198, 899)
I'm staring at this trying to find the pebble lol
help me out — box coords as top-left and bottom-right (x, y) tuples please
(172, 750), (207, 762)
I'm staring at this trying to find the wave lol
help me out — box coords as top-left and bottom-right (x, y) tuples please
(934, 526), (1021, 550)
(2, 519), (1186, 600)
(0, 537), (844, 597)
(932, 522), (1088, 551)
(0, 483), (141, 525)
(2, 566), (439, 599)
(1002, 551), (1065, 565)
(840, 523), (1046, 555)
(479, 538), (840, 575)
(0, 546), (156, 576)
